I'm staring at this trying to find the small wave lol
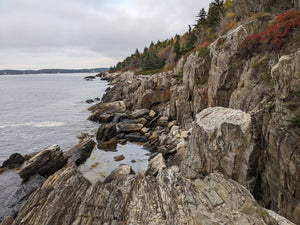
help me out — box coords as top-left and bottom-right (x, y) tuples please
(33, 121), (64, 127)
(0, 121), (64, 129)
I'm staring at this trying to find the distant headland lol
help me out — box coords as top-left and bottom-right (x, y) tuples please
(0, 68), (109, 75)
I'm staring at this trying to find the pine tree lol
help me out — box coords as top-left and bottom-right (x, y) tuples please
(196, 8), (207, 27)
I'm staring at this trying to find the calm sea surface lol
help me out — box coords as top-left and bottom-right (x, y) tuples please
(0, 73), (149, 178)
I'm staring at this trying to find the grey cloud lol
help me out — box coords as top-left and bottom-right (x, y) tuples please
(0, 0), (211, 69)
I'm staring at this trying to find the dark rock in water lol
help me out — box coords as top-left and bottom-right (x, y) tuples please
(104, 164), (135, 183)
(84, 76), (96, 81)
(114, 155), (125, 162)
(18, 145), (67, 181)
(64, 138), (95, 166)
(96, 123), (117, 142)
(124, 133), (147, 143)
(88, 113), (114, 123)
(0, 172), (45, 222)
(97, 138), (118, 151)
(10, 166), (91, 225)
(85, 99), (94, 104)
(1, 153), (24, 169)
(94, 97), (100, 101)
(0, 216), (14, 225)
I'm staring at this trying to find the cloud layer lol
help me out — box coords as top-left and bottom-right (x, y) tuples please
(0, 0), (211, 69)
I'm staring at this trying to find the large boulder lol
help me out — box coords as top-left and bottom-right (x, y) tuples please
(88, 113), (114, 123)
(18, 145), (67, 181)
(96, 123), (117, 142)
(64, 138), (95, 166)
(181, 107), (254, 187)
(1, 153), (24, 169)
(88, 100), (126, 114)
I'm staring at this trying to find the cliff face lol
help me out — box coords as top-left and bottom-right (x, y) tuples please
(2, 9), (299, 225)
(99, 13), (300, 223)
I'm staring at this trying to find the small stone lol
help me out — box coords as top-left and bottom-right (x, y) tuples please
(141, 127), (150, 134)
(168, 121), (177, 129)
(149, 132), (158, 142)
(157, 117), (168, 126)
(149, 110), (156, 117)
(131, 160), (136, 163)
(85, 99), (94, 104)
(114, 155), (125, 162)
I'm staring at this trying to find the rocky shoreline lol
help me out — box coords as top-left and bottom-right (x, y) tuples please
(1, 15), (299, 224)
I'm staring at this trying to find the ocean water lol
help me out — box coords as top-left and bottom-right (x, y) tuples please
(0, 73), (149, 176)
(0, 73), (106, 164)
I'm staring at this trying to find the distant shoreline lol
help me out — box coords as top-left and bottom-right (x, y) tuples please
(0, 68), (109, 75)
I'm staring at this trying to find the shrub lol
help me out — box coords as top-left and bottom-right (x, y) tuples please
(196, 45), (210, 57)
(241, 9), (300, 54)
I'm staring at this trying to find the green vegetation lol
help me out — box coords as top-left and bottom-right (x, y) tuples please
(289, 111), (300, 129)
(110, 0), (231, 73)
(135, 68), (163, 76)
(253, 58), (273, 85)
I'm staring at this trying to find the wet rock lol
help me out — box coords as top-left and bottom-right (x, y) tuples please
(85, 99), (94, 104)
(104, 164), (135, 183)
(124, 133), (147, 143)
(145, 153), (166, 176)
(0, 174), (46, 221)
(84, 76), (96, 81)
(114, 155), (125, 162)
(97, 138), (118, 151)
(1, 153), (24, 169)
(94, 97), (100, 101)
(88, 112), (114, 123)
(96, 123), (117, 142)
(18, 145), (67, 181)
(117, 122), (143, 133)
(64, 138), (95, 166)
(131, 160), (136, 163)
(76, 133), (88, 140)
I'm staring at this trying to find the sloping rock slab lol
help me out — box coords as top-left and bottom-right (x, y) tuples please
(64, 138), (95, 166)
(19, 145), (67, 181)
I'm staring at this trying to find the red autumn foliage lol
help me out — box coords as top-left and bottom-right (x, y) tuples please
(200, 41), (212, 46)
(241, 10), (300, 53)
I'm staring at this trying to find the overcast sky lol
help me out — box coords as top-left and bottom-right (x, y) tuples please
(0, 0), (211, 69)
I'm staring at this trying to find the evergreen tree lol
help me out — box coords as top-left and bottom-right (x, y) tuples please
(174, 35), (181, 60)
(196, 8), (207, 27)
